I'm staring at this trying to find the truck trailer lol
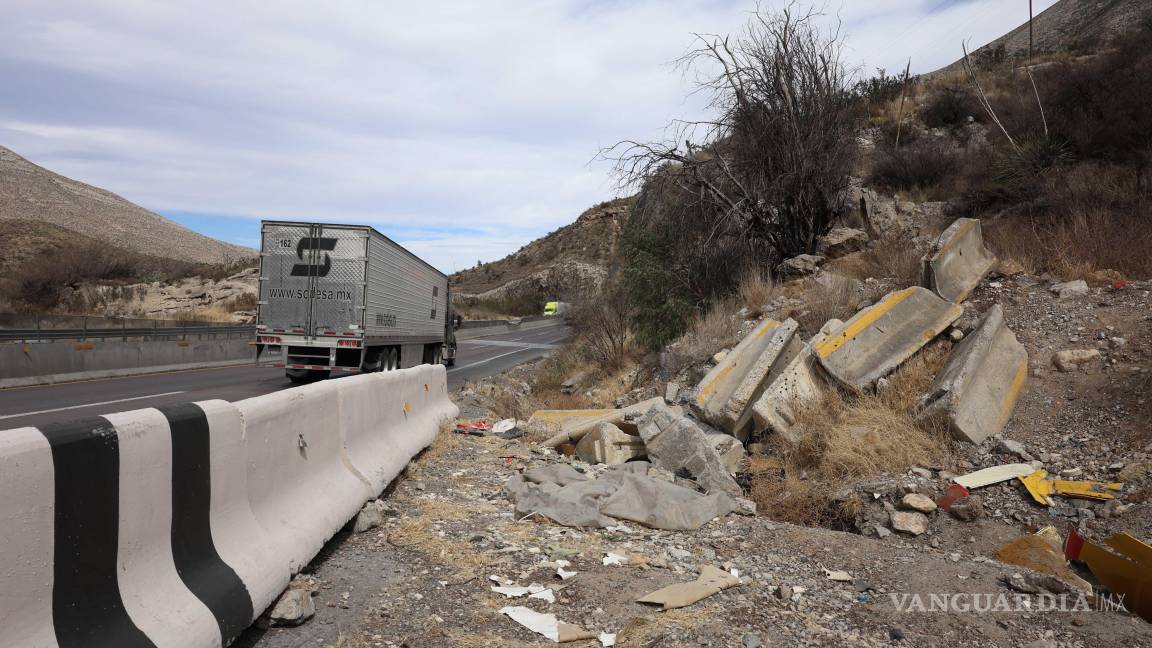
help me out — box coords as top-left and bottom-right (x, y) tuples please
(255, 220), (457, 382)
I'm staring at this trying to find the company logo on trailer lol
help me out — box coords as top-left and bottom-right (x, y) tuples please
(289, 237), (337, 277)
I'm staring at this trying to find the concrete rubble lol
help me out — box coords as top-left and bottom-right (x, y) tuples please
(916, 304), (1028, 444)
(692, 317), (800, 439)
(921, 217), (997, 303)
(750, 318), (843, 443)
(815, 286), (962, 391)
(775, 254), (824, 277)
(574, 421), (646, 465)
(534, 397), (668, 448)
(637, 404), (743, 496)
(816, 227), (869, 259)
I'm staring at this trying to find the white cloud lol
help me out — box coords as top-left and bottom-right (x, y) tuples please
(0, 1), (1057, 272)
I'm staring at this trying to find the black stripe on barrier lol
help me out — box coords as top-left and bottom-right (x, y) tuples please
(39, 417), (156, 648)
(160, 403), (254, 644)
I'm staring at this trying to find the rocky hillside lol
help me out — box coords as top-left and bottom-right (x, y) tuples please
(450, 197), (633, 306)
(938, 0), (1146, 71)
(0, 145), (254, 264)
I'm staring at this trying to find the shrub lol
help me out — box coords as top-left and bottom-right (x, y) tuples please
(571, 282), (633, 371)
(868, 139), (958, 191)
(921, 86), (983, 128)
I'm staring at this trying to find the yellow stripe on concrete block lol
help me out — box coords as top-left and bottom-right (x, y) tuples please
(814, 288), (917, 359)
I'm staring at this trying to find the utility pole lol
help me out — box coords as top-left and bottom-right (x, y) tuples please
(1029, 0), (1034, 61)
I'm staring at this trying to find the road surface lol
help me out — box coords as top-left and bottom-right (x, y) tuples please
(0, 324), (568, 430)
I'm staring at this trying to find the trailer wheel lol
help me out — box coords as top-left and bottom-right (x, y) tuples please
(385, 347), (399, 370)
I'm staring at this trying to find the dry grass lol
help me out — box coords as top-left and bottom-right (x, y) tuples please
(660, 296), (744, 376)
(386, 494), (497, 581)
(793, 274), (882, 335)
(751, 344), (952, 528)
(616, 607), (722, 648)
(738, 267), (781, 318)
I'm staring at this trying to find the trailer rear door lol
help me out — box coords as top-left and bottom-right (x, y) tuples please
(259, 222), (368, 335)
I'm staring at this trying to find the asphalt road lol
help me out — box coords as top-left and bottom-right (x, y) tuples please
(0, 324), (568, 430)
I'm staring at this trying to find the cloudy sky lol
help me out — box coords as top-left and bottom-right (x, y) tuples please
(0, 0), (1054, 273)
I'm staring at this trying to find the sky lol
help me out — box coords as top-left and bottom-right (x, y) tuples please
(0, 0), (1056, 273)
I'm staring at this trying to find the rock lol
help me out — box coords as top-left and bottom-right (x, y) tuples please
(561, 371), (590, 395)
(713, 349), (730, 364)
(742, 633), (764, 648)
(664, 381), (681, 404)
(890, 511), (929, 536)
(1109, 336), (1127, 349)
(776, 254), (825, 277)
(705, 433), (747, 474)
(636, 406), (742, 496)
(574, 422), (646, 465)
(353, 500), (384, 533)
(901, 493), (938, 514)
(1051, 279), (1089, 299)
(1117, 462), (1151, 482)
(875, 525), (892, 538)
(269, 588), (316, 626)
(948, 495), (984, 522)
(1052, 349), (1100, 372)
(776, 584), (793, 601)
(949, 328), (965, 342)
(997, 439), (1031, 461)
(817, 228), (869, 259)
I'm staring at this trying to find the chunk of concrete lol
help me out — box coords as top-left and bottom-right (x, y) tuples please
(705, 433), (747, 475)
(921, 218), (997, 303)
(915, 305), (1028, 444)
(575, 422), (646, 465)
(693, 318), (801, 440)
(1051, 279), (1089, 299)
(815, 287), (962, 392)
(751, 319), (843, 442)
(1052, 349), (1099, 372)
(534, 397), (669, 448)
(269, 588), (315, 626)
(776, 254), (825, 277)
(637, 405), (742, 496)
(665, 381), (681, 404)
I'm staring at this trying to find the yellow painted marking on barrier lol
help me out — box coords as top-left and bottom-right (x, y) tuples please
(814, 288), (917, 359)
(993, 359), (1028, 435)
(74, 342), (95, 351)
(696, 320), (779, 404)
(424, 383), (429, 392)
(403, 401), (411, 413)
(531, 409), (614, 422)
(932, 218), (978, 259)
(177, 341), (190, 347)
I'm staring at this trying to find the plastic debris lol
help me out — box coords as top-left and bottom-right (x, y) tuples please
(603, 552), (628, 566)
(499, 606), (596, 643)
(953, 463), (1033, 489)
(1065, 529), (1152, 622)
(555, 560), (577, 580)
(454, 420), (491, 436)
(935, 483), (970, 509)
(636, 565), (741, 610)
(491, 583), (555, 602)
(1020, 469), (1123, 505)
(599, 632), (617, 647)
(823, 567), (852, 582)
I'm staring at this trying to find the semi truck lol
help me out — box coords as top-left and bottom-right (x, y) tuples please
(254, 220), (457, 382)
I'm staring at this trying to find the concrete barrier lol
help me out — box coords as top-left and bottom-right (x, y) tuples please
(751, 319), (842, 442)
(916, 305), (1028, 444)
(692, 319), (800, 439)
(535, 397), (667, 448)
(0, 365), (457, 646)
(816, 287), (962, 392)
(921, 218), (997, 303)
(454, 316), (564, 341)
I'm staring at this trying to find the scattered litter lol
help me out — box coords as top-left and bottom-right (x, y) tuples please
(1020, 469), (1123, 505)
(603, 552), (628, 566)
(953, 463), (1033, 489)
(935, 483), (970, 509)
(822, 567), (852, 582)
(599, 632), (617, 647)
(555, 560), (577, 580)
(1065, 529), (1152, 622)
(454, 420), (491, 436)
(491, 583), (554, 603)
(636, 565), (741, 610)
(499, 606), (596, 643)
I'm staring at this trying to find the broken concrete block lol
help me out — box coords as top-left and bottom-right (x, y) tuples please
(776, 254), (825, 277)
(1052, 349), (1100, 372)
(816, 287), (962, 392)
(637, 405), (742, 496)
(665, 381), (681, 404)
(575, 422), (646, 465)
(915, 305), (1028, 444)
(693, 318), (800, 439)
(817, 227), (869, 259)
(534, 397), (669, 448)
(269, 588), (315, 626)
(751, 319), (842, 442)
(353, 500), (384, 533)
(1051, 279), (1089, 299)
(921, 217), (997, 303)
(705, 434), (747, 475)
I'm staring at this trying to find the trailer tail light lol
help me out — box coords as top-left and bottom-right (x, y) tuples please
(258, 336), (282, 344)
(337, 339), (362, 348)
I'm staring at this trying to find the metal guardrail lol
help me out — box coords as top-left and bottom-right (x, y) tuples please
(0, 322), (254, 343)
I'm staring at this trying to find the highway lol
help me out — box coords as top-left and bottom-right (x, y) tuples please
(0, 324), (568, 430)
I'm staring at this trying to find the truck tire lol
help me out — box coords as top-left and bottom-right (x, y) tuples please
(286, 368), (329, 383)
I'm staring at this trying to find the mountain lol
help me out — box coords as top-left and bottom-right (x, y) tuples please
(938, 0), (1146, 71)
(0, 145), (254, 264)
(450, 196), (633, 303)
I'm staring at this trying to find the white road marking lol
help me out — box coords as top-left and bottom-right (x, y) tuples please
(448, 347), (537, 372)
(0, 391), (187, 420)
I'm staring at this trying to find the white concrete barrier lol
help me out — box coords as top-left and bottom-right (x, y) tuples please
(0, 364), (457, 646)
(921, 217), (997, 303)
